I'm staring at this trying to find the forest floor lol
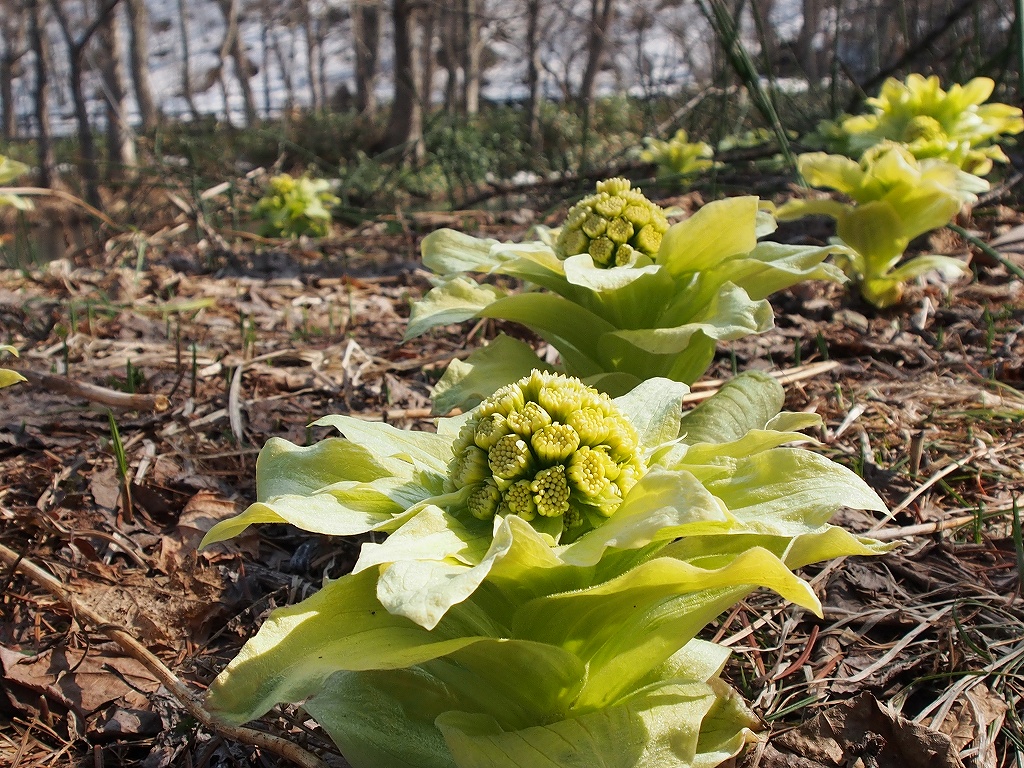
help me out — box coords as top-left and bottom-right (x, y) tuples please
(1, 184), (1023, 768)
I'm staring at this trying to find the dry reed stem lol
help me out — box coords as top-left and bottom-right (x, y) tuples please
(0, 542), (329, 768)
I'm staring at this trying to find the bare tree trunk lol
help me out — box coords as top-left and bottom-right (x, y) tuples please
(420, 0), (436, 113)
(1, 1), (28, 140)
(577, 0), (615, 119)
(298, 0), (319, 110)
(217, 0), (259, 124)
(461, 0), (480, 115)
(176, 0), (199, 119)
(352, 0), (381, 116)
(382, 0), (424, 160)
(124, 0), (158, 130)
(51, 0), (120, 208)
(524, 0), (542, 143)
(99, 0), (137, 181)
(26, 0), (55, 186)
(796, 0), (822, 82)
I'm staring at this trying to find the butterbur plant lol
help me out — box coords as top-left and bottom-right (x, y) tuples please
(639, 129), (715, 183)
(407, 178), (845, 412)
(252, 172), (340, 238)
(0, 345), (25, 388)
(819, 74), (1024, 176)
(202, 370), (891, 768)
(0, 155), (33, 210)
(777, 143), (989, 308)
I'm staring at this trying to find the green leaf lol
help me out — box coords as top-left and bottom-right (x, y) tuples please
(710, 241), (848, 301)
(514, 548), (823, 710)
(884, 253), (970, 283)
(607, 283), (772, 356)
(656, 197), (760, 277)
(313, 414), (452, 475)
(437, 679), (724, 768)
(774, 197), (852, 223)
(557, 469), (732, 567)
(205, 568), (502, 725)
(0, 369), (26, 388)
(431, 335), (552, 415)
(421, 229), (506, 275)
(694, 447), (888, 534)
(255, 436), (395, 498)
(561, 253), (662, 291)
(677, 371), (784, 444)
(406, 277), (508, 340)
(476, 293), (615, 377)
(612, 377), (691, 450)
(306, 669), (457, 768)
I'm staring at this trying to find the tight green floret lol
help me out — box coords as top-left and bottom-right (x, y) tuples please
(446, 370), (647, 537)
(531, 466), (571, 517)
(554, 178), (670, 268)
(488, 434), (534, 481)
(531, 424), (581, 465)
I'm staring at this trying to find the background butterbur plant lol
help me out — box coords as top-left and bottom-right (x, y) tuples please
(0, 155), (33, 210)
(201, 370), (891, 768)
(0, 345), (26, 388)
(776, 143), (989, 308)
(818, 74), (1024, 176)
(639, 129), (716, 185)
(252, 172), (340, 238)
(406, 179), (845, 412)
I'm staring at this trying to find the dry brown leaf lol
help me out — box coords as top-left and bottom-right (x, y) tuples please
(0, 643), (159, 718)
(771, 693), (965, 768)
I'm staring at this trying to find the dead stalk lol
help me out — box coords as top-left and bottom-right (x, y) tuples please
(0, 542), (329, 768)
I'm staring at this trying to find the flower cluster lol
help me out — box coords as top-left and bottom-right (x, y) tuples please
(554, 178), (670, 267)
(448, 371), (645, 535)
(820, 74), (1023, 175)
(0, 155), (32, 211)
(252, 172), (340, 238)
(639, 129), (715, 183)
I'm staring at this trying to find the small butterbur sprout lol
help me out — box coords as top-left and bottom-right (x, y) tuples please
(639, 129), (716, 184)
(253, 172), (340, 238)
(0, 155), (33, 210)
(447, 371), (644, 535)
(777, 142), (989, 307)
(555, 178), (670, 267)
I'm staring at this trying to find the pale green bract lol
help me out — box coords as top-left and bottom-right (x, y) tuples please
(202, 371), (891, 768)
(819, 74), (1024, 175)
(776, 143), (989, 308)
(0, 155), (33, 210)
(0, 345), (26, 389)
(407, 186), (846, 411)
(252, 172), (340, 238)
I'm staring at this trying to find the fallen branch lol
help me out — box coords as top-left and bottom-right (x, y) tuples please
(0, 542), (329, 768)
(20, 371), (170, 412)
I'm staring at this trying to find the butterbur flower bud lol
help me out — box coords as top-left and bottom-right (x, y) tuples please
(452, 446), (490, 487)
(468, 479), (502, 520)
(554, 178), (670, 268)
(446, 370), (647, 539)
(531, 423), (581, 465)
(507, 401), (552, 436)
(489, 434), (534, 481)
(475, 413), (511, 450)
(531, 466), (571, 517)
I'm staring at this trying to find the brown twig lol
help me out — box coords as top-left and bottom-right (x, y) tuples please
(19, 371), (170, 412)
(0, 542), (329, 768)
(0, 186), (119, 229)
